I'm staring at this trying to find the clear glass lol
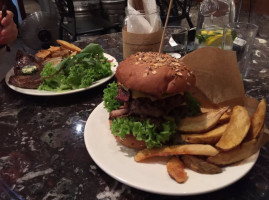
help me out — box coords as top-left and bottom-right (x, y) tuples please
(222, 22), (258, 78)
(163, 26), (188, 57)
(195, 0), (235, 49)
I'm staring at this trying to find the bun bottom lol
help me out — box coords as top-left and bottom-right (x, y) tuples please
(109, 120), (146, 149)
(114, 134), (146, 149)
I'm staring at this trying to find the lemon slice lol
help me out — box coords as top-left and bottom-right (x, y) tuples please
(205, 35), (223, 46)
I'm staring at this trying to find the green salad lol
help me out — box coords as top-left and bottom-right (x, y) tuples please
(38, 43), (112, 91)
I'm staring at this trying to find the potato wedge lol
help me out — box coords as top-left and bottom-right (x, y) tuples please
(216, 106), (251, 151)
(207, 139), (258, 165)
(167, 156), (188, 183)
(134, 144), (219, 162)
(182, 155), (222, 174)
(218, 110), (231, 124)
(248, 99), (267, 139)
(56, 40), (82, 52)
(177, 106), (229, 133)
(181, 123), (228, 144)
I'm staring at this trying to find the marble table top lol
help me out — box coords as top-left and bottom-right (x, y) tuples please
(0, 32), (268, 200)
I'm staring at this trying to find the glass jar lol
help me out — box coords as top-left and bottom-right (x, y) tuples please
(123, 7), (162, 34)
(122, 6), (163, 58)
(194, 0), (236, 49)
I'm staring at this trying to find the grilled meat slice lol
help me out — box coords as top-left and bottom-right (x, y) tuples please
(115, 87), (130, 102)
(8, 50), (43, 89)
(9, 73), (42, 89)
(129, 94), (185, 118)
(109, 107), (130, 118)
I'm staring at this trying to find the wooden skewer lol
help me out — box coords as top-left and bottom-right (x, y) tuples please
(159, 0), (173, 53)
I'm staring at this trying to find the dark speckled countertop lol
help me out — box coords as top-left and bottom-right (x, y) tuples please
(0, 32), (269, 200)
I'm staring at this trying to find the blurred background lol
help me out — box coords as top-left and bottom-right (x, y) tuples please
(6, 0), (268, 49)
(1, 0), (268, 77)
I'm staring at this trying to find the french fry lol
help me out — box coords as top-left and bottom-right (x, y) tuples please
(181, 155), (222, 174)
(50, 49), (70, 58)
(48, 46), (61, 52)
(35, 49), (51, 59)
(167, 156), (188, 183)
(57, 40), (82, 53)
(70, 51), (78, 56)
(248, 99), (267, 139)
(207, 139), (258, 165)
(216, 106), (251, 151)
(134, 144), (219, 162)
(181, 123), (228, 144)
(177, 107), (229, 133)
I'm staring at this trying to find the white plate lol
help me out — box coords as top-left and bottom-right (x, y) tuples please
(84, 102), (260, 196)
(5, 53), (118, 96)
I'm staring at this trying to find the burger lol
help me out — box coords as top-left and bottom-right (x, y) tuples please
(103, 52), (200, 149)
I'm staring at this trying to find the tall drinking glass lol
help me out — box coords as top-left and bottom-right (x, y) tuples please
(222, 22), (258, 78)
(163, 26), (188, 58)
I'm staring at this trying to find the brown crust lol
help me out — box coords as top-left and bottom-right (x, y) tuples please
(116, 52), (196, 96)
(109, 120), (146, 149)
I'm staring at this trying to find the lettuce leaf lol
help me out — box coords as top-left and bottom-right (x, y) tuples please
(103, 82), (121, 112)
(111, 117), (177, 148)
(184, 91), (201, 116)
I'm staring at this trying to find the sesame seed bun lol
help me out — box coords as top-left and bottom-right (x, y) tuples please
(115, 52), (196, 96)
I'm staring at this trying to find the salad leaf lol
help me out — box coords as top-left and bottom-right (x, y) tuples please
(111, 117), (177, 148)
(38, 43), (112, 91)
(82, 43), (104, 55)
(38, 62), (70, 91)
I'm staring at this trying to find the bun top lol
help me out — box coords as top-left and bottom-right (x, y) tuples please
(116, 52), (196, 96)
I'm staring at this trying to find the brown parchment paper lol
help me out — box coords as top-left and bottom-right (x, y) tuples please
(182, 47), (245, 107)
(182, 47), (269, 145)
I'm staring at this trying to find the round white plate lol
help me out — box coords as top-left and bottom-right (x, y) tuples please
(5, 53), (118, 96)
(84, 102), (260, 196)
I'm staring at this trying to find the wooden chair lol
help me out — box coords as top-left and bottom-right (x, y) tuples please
(55, 0), (115, 41)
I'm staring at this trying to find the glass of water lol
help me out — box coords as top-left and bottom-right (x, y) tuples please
(222, 22), (258, 78)
(163, 26), (188, 58)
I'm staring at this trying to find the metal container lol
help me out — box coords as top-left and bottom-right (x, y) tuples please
(73, 0), (101, 16)
(101, 0), (125, 10)
(101, 0), (126, 25)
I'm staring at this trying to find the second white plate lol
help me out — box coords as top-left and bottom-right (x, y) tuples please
(5, 53), (118, 96)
